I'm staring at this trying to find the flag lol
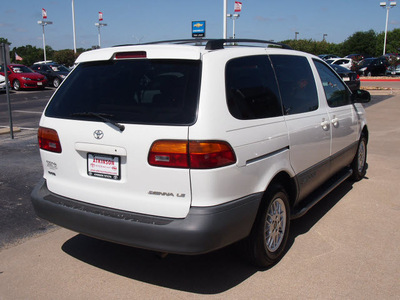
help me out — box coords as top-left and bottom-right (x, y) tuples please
(15, 53), (23, 61)
(99, 12), (103, 21)
(234, 1), (242, 12)
(42, 8), (47, 19)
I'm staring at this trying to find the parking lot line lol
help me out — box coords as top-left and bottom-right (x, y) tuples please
(13, 110), (43, 115)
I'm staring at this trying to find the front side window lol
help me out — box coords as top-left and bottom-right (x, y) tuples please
(225, 55), (282, 120)
(270, 55), (319, 115)
(314, 60), (351, 107)
(45, 59), (201, 125)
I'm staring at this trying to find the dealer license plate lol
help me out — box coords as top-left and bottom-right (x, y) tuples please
(88, 153), (120, 180)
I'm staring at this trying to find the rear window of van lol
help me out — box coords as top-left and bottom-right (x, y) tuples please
(45, 59), (201, 125)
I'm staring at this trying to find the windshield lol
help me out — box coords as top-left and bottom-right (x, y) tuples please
(45, 59), (201, 125)
(11, 65), (33, 73)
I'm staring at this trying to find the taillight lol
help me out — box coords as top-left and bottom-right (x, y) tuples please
(38, 127), (62, 153)
(148, 140), (236, 169)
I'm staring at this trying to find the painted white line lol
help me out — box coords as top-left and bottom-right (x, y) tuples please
(13, 110), (43, 114)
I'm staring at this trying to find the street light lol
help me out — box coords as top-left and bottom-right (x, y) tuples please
(295, 32), (299, 40)
(323, 33), (328, 41)
(227, 13), (240, 39)
(37, 20), (53, 62)
(380, 2), (396, 55)
(95, 22), (107, 48)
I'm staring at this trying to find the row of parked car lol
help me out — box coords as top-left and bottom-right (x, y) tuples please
(0, 61), (70, 91)
(319, 53), (400, 77)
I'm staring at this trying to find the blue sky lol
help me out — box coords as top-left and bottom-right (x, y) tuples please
(1, 0), (399, 50)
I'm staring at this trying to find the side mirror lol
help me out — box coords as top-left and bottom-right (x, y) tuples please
(352, 89), (371, 103)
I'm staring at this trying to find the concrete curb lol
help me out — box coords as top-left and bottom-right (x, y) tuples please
(0, 127), (22, 135)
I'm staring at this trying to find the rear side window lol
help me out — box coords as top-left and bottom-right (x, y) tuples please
(225, 55), (282, 120)
(45, 59), (201, 125)
(270, 55), (319, 115)
(313, 60), (351, 107)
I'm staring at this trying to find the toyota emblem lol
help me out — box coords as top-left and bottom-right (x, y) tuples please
(93, 130), (104, 139)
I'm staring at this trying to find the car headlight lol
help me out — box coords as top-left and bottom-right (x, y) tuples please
(21, 77), (32, 80)
(359, 67), (367, 72)
(60, 75), (66, 78)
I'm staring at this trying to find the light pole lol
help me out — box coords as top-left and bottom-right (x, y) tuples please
(295, 32), (299, 40)
(72, 0), (77, 54)
(323, 33), (328, 41)
(37, 20), (53, 62)
(227, 14), (240, 39)
(223, 0), (227, 39)
(380, 2), (396, 55)
(95, 22), (107, 48)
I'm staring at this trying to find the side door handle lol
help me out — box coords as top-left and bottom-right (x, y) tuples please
(331, 116), (339, 128)
(321, 119), (330, 131)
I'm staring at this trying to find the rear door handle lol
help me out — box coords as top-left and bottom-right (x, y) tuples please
(331, 116), (339, 128)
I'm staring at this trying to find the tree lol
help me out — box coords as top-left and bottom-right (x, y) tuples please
(0, 37), (11, 45)
(341, 30), (377, 57)
(53, 49), (76, 67)
(376, 28), (400, 55)
(11, 45), (43, 66)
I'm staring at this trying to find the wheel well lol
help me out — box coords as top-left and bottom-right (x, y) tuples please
(265, 171), (297, 209)
(362, 126), (369, 143)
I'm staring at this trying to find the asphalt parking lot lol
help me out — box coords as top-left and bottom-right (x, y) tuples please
(0, 87), (399, 299)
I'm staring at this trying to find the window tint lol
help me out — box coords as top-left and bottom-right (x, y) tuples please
(270, 55), (319, 115)
(314, 60), (351, 107)
(45, 59), (201, 125)
(225, 55), (282, 120)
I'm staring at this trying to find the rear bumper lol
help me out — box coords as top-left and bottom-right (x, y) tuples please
(31, 178), (262, 254)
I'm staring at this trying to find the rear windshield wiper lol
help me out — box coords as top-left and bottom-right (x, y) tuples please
(72, 112), (125, 132)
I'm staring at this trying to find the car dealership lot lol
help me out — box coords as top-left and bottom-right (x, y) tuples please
(0, 86), (399, 299)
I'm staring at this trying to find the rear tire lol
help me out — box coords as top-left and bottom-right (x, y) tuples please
(351, 134), (367, 181)
(245, 185), (290, 268)
(53, 78), (60, 88)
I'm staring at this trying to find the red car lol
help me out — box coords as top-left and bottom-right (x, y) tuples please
(0, 64), (47, 91)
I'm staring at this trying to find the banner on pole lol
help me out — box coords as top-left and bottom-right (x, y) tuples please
(42, 8), (47, 19)
(99, 12), (103, 21)
(234, 1), (242, 12)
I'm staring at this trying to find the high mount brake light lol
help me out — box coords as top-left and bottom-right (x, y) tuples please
(148, 140), (236, 169)
(38, 127), (62, 153)
(114, 51), (147, 59)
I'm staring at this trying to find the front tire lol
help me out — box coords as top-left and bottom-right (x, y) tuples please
(13, 80), (21, 91)
(245, 185), (290, 268)
(351, 134), (367, 181)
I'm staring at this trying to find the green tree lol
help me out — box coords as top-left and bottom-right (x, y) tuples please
(11, 45), (43, 66)
(53, 49), (76, 67)
(341, 30), (377, 57)
(376, 28), (400, 55)
(0, 37), (11, 45)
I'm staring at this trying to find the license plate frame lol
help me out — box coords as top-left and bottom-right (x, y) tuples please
(87, 153), (121, 180)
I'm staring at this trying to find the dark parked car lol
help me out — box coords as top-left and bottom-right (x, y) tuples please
(330, 64), (360, 92)
(30, 62), (70, 88)
(356, 57), (389, 76)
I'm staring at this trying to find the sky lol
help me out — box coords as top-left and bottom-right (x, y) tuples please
(1, 0), (399, 50)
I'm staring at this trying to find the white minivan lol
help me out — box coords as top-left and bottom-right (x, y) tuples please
(32, 39), (370, 267)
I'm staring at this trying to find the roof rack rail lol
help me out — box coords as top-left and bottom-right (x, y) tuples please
(205, 39), (292, 50)
(113, 39), (292, 50)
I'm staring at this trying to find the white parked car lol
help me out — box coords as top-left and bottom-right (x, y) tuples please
(0, 74), (9, 91)
(31, 39), (370, 267)
(326, 58), (354, 70)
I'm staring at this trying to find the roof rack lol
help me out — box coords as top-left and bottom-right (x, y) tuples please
(114, 39), (292, 50)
